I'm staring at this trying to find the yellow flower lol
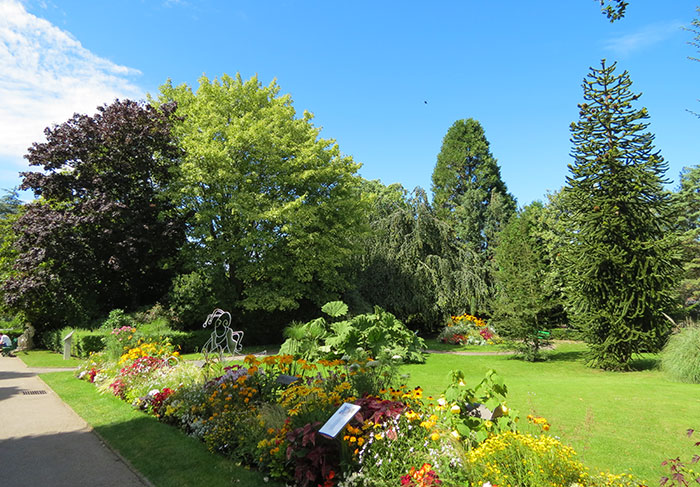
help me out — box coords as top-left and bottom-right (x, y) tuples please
(405, 410), (421, 421)
(451, 404), (461, 414)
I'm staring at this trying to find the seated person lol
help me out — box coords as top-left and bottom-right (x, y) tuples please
(1, 333), (14, 355)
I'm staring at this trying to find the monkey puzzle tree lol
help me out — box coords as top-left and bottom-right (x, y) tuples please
(563, 60), (681, 370)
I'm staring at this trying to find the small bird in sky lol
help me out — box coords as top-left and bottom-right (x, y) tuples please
(424, 100), (428, 104)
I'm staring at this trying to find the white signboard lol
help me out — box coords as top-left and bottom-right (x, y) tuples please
(318, 402), (361, 439)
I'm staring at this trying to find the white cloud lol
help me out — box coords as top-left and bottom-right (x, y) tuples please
(603, 21), (684, 56)
(0, 0), (143, 169)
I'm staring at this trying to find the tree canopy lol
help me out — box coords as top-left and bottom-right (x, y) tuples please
(354, 186), (488, 332)
(156, 74), (367, 315)
(431, 118), (516, 255)
(2, 100), (185, 329)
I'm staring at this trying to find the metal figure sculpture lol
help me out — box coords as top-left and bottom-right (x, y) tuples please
(201, 308), (244, 361)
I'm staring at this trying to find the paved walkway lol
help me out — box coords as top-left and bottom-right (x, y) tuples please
(0, 355), (149, 487)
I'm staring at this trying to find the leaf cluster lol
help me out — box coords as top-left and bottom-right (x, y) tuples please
(279, 302), (426, 363)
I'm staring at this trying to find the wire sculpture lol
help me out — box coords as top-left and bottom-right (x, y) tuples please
(201, 308), (244, 361)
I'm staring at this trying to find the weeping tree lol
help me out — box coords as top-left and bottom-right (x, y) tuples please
(354, 186), (488, 333)
(563, 60), (681, 370)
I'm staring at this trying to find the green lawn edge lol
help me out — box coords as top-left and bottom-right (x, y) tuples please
(16, 349), (83, 368)
(40, 371), (282, 487)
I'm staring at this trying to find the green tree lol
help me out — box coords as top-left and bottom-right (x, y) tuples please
(563, 60), (681, 370)
(2, 100), (185, 331)
(156, 74), (367, 316)
(672, 165), (700, 314)
(492, 203), (560, 361)
(0, 190), (22, 319)
(354, 187), (488, 332)
(431, 118), (516, 255)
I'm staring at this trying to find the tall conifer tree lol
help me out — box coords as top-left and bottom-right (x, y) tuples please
(431, 119), (516, 255)
(563, 60), (680, 370)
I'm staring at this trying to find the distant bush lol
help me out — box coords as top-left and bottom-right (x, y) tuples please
(40, 306), (211, 357)
(548, 327), (583, 341)
(167, 271), (219, 329)
(41, 327), (106, 357)
(661, 323), (700, 383)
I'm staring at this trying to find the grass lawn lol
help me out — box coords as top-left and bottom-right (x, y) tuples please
(40, 371), (282, 487)
(404, 342), (700, 483)
(423, 337), (512, 352)
(16, 349), (83, 368)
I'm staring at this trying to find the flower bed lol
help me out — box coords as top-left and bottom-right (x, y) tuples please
(437, 314), (502, 346)
(78, 336), (647, 487)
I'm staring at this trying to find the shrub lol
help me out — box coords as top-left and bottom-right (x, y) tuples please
(100, 309), (137, 331)
(72, 330), (108, 357)
(280, 302), (426, 363)
(549, 327), (583, 341)
(464, 431), (587, 487)
(661, 323), (700, 383)
(167, 271), (219, 329)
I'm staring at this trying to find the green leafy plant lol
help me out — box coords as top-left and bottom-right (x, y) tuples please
(280, 302), (426, 363)
(437, 369), (516, 446)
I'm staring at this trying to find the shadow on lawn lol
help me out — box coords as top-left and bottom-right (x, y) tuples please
(629, 356), (660, 371)
(544, 349), (587, 362)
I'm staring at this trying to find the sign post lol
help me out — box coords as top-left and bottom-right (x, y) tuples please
(63, 331), (74, 360)
(318, 403), (361, 439)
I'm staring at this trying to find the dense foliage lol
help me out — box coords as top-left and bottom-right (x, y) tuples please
(279, 301), (426, 363)
(431, 118), (516, 255)
(2, 100), (185, 330)
(155, 74), (367, 319)
(353, 187), (489, 331)
(672, 165), (700, 317)
(492, 203), (558, 361)
(562, 60), (681, 370)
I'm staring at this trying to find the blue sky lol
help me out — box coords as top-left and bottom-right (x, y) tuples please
(1, 0), (698, 205)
